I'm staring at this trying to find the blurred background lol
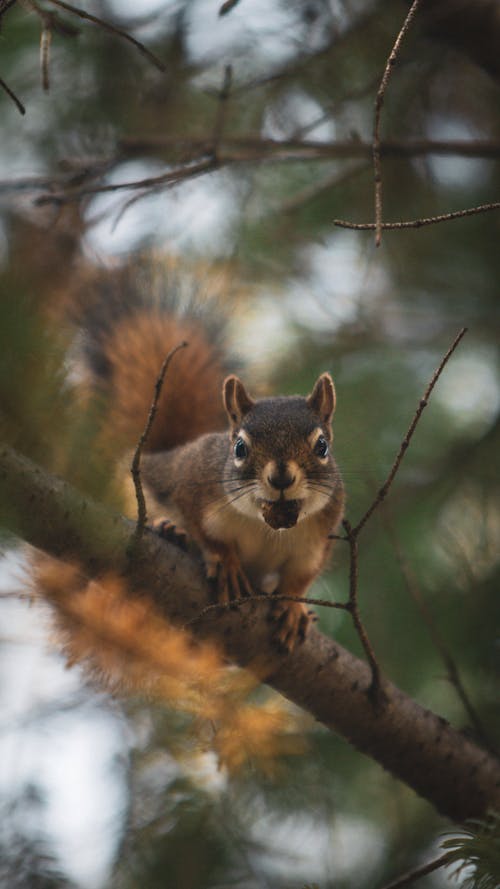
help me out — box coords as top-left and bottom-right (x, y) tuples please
(0, 0), (499, 886)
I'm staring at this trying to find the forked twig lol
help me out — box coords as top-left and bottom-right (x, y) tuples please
(373, 0), (421, 247)
(130, 342), (188, 544)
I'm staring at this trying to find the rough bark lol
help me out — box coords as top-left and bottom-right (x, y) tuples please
(1, 442), (500, 822)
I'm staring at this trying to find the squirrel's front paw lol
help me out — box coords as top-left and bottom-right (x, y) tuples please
(205, 552), (253, 606)
(152, 518), (189, 552)
(271, 599), (313, 653)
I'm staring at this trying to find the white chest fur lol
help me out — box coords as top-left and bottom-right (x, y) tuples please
(203, 504), (327, 589)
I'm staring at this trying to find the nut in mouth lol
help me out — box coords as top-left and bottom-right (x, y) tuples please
(260, 498), (301, 529)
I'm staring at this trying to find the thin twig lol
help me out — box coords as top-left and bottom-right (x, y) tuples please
(354, 327), (468, 536)
(373, 0), (421, 247)
(184, 592), (350, 628)
(0, 74), (26, 115)
(335, 202), (500, 231)
(44, 0), (165, 71)
(130, 342), (188, 543)
(377, 853), (451, 889)
(386, 518), (492, 748)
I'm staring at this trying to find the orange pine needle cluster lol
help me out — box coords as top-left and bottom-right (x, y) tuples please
(32, 556), (306, 774)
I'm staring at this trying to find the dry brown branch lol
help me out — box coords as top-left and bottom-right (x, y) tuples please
(0, 73), (26, 115)
(378, 852), (451, 889)
(44, 0), (165, 71)
(334, 202), (500, 231)
(130, 342), (188, 541)
(373, 0), (422, 247)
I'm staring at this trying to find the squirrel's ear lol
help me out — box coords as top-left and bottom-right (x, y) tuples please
(307, 373), (336, 427)
(223, 376), (255, 427)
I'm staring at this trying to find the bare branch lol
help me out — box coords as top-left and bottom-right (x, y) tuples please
(373, 0), (422, 246)
(334, 202), (500, 231)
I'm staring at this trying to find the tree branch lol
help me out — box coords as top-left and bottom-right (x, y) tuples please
(1, 442), (499, 823)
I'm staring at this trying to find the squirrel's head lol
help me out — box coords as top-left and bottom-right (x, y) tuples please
(222, 374), (339, 530)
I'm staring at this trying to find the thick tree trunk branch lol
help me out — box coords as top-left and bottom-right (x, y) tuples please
(1, 442), (499, 823)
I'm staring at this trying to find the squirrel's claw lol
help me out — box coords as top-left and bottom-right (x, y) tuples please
(206, 552), (253, 606)
(152, 518), (189, 552)
(271, 599), (312, 653)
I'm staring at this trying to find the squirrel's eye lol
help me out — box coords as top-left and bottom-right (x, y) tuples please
(314, 435), (329, 458)
(234, 437), (248, 460)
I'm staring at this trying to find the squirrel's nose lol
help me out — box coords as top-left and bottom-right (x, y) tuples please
(267, 462), (296, 491)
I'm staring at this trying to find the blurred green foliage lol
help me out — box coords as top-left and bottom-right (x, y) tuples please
(0, 0), (499, 887)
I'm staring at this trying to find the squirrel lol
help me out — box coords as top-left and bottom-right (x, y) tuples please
(75, 261), (345, 652)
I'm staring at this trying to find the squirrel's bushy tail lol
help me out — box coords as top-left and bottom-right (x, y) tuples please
(71, 259), (232, 452)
